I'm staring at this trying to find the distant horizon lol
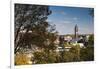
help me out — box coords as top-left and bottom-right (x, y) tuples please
(56, 33), (94, 36)
(47, 5), (94, 35)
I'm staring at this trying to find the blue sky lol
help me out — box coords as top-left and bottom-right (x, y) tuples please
(47, 6), (94, 35)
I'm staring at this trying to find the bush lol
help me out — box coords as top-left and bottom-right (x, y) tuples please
(32, 51), (58, 64)
(15, 54), (30, 65)
(80, 46), (94, 61)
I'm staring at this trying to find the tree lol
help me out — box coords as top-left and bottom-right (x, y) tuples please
(80, 46), (94, 61)
(32, 51), (57, 64)
(14, 4), (52, 54)
(88, 34), (94, 46)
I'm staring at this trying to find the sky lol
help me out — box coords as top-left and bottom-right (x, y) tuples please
(47, 5), (94, 35)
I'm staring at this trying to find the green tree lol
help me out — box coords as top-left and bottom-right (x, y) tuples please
(14, 4), (52, 54)
(88, 35), (94, 46)
(32, 51), (58, 64)
(80, 46), (94, 61)
(15, 4), (58, 65)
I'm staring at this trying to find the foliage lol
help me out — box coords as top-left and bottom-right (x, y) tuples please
(80, 46), (94, 61)
(88, 35), (94, 46)
(32, 51), (58, 64)
(14, 4), (94, 65)
(15, 54), (30, 65)
(14, 4), (57, 54)
(62, 52), (77, 62)
(62, 45), (80, 62)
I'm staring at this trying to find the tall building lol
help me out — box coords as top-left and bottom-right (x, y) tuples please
(74, 24), (78, 39)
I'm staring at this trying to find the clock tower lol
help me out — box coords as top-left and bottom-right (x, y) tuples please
(74, 24), (78, 39)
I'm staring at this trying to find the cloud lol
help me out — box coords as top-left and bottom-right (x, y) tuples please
(60, 11), (67, 15)
(55, 22), (75, 35)
(53, 10), (67, 16)
(58, 20), (71, 24)
(73, 17), (78, 21)
(47, 19), (52, 22)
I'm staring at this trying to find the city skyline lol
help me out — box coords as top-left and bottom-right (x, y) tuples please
(47, 6), (94, 35)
